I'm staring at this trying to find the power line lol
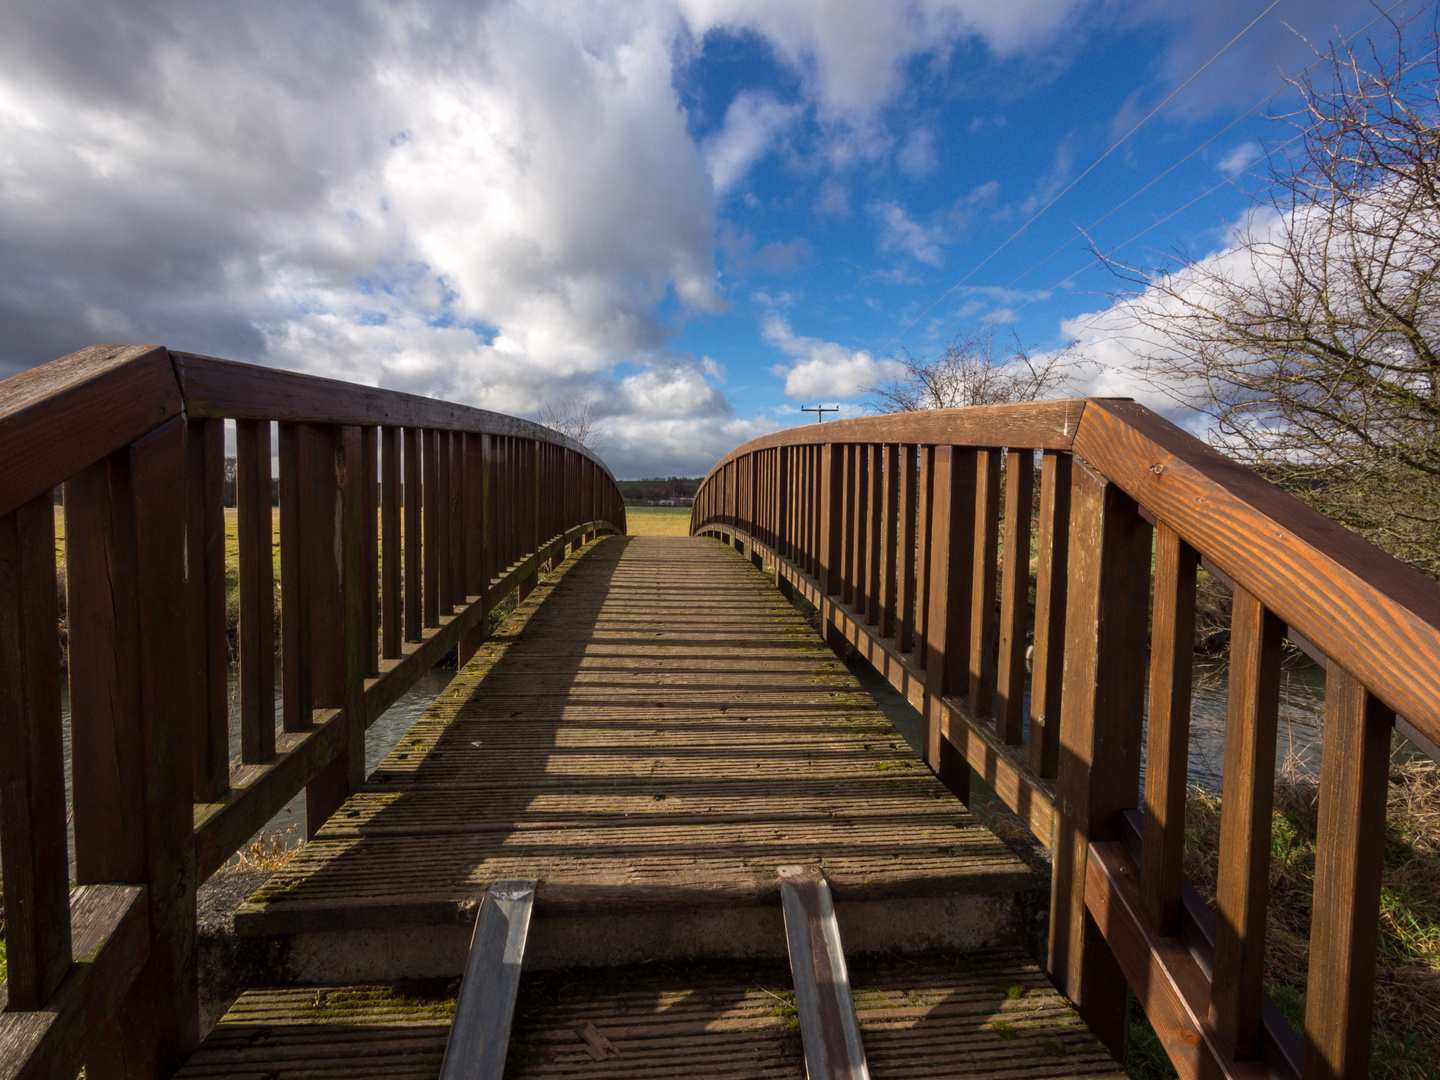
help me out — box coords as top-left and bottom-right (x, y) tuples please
(872, 0), (1285, 361)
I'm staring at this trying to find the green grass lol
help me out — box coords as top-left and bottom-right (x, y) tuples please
(625, 505), (693, 536)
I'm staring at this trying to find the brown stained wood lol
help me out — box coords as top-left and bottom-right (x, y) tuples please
(381, 426), (401, 659)
(1303, 665), (1394, 1080)
(839, 446), (856, 606)
(0, 885), (148, 1080)
(464, 432), (484, 598)
(1142, 525), (1198, 936)
(436, 431), (453, 616)
(1072, 398), (1440, 752)
(0, 495), (71, 1009)
(1210, 586), (1283, 1059)
(897, 444), (918, 654)
(362, 426), (379, 678)
(171, 352), (608, 464)
(237, 419), (276, 763)
(403, 427), (422, 642)
(305, 425), (350, 840)
(866, 444), (883, 626)
(819, 445), (840, 596)
(913, 447), (934, 670)
(1085, 841), (1271, 1080)
(1029, 451), (1070, 779)
(280, 422), (313, 734)
(1050, 459), (1151, 1057)
(85, 415), (199, 1078)
(450, 431), (464, 608)
(703, 400), (1086, 474)
(878, 444), (898, 638)
(424, 430), (441, 626)
(995, 449), (1032, 745)
(853, 446), (870, 616)
(186, 418), (229, 801)
(969, 448), (1000, 721)
(66, 451), (145, 885)
(0, 344), (182, 519)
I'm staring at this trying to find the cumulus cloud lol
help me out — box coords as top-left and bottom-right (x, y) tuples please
(871, 201), (945, 266)
(1217, 140), (1262, 175)
(763, 314), (905, 398)
(703, 91), (800, 193)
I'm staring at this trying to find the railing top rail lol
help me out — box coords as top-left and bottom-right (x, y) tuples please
(698, 396), (1440, 750)
(704, 399), (1086, 473)
(0, 344), (617, 520)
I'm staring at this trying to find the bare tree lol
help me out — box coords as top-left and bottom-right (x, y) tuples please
(538, 397), (607, 456)
(866, 325), (1089, 413)
(1112, 8), (1440, 575)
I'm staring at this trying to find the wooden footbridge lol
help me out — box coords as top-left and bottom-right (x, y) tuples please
(2, 345), (1439, 1080)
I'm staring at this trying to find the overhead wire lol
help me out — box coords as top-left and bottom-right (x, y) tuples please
(870, 0), (1285, 361)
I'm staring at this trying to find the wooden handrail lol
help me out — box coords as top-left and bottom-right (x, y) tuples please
(692, 399), (1435, 1080)
(0, 344), (627, 1080)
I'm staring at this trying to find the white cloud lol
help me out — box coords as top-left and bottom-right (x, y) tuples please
(703, 91), (799, 193)
(1217, 140), (1262, 176)
(898, 125), (937, 177)
(763, 314), (905, 399)
(871, 201), (945, 266)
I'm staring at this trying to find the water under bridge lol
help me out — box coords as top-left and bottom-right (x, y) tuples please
(1, 344), (1436, 1080)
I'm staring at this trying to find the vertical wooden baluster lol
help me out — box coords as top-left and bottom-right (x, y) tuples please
(1029, 450), (1071, 778)
(187, 417), (228, 797)
(995, 448), (1032, 743)
(70, 418), (199, 1076)
(0, 494), (72, 1009)
(1212, 585), (1284, 1058)
(1051, 459), (1150, 1056)
(913, 446), (934, 668)
(519, 440), (539, 601)
(968, 448), (999, 719)
(403, 427), (422, 642)
(820, 444), (842, 596)
(465, 432), (484, 595)
(866, 445), (883, 625)
(238, 419), (276, 761)
(1141, 524), (1198, 933)
(922, 445), (974, 801)
(451, 431), (465, 596)
(1304, 664), (1393, 1080)
(381, 426), (401, 659)
(423, 430), (440, 627)
(878, 444), (899, 638)
(436, 431), (452, 616)
(897, 444), (918, 654)
(304, 425), (364, 839)
(361, 426), (378, 677)
(481, 434), (496, 591)
(852, 446), (869, 615)
(279, 422), (312, 732)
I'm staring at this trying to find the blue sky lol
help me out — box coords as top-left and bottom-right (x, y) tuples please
(0, 0), (1397, 476)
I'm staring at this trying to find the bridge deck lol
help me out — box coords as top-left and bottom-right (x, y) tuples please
(236, 536), (1032, 960)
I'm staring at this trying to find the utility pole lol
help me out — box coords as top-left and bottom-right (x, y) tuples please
(801, 405), (839, 423)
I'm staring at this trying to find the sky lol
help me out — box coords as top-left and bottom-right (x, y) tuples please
(0, 0), (1402, 478)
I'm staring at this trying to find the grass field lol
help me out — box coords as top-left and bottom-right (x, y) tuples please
(625, 505), (693, 537)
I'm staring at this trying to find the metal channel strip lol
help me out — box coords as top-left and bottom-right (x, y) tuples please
(778, 865), (870, 1080)
(440, 879), (537, 1080)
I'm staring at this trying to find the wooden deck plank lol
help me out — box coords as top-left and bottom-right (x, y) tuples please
(237, 536), (1031, 934)
(178, 950), (1122, 1079)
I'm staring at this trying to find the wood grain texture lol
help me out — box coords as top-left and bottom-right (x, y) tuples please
(0, 885), (148, 1080)
(1086, 842), (1271, 1080)
(1072, 397), (1440, 750)
(237, 537), (1030, 935)
(1303, 665), (1393, 1080)
(701, 400), (1086, 476)
(0, 496), (71, 1009)
(237, 419), (276, 764)
(1050, 460), (1151, 1056)
(897, 444), (918, 654)
(1028, 451), (1070, 779)
(187, 418), (229, 799)
(404, 427), (422, 642)
(280, 422), (313, 734)
(381, 426), (401, 659)
(878, 444), (899, 638)
(171, 352), (612, 470)
(969, 448), (1000, 721)
(1142, 525), (1198, 935)
(995, 449), (1032, 744)
(0, 344), (181, 519)
(1210, 586), (1282, 1058)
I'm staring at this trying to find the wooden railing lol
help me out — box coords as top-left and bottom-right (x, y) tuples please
(691, 399), (1440, 1080)
(0, 343), (625, 1079)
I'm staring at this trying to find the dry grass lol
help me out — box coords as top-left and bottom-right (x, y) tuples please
(1180, 759), (1440, 1079)
(625, 506), (693, 536)
(225, 826), (305, 873)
